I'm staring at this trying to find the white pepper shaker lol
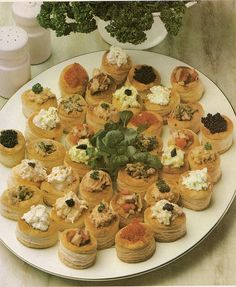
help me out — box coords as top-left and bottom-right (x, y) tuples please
(12, 1), (51, 65)
(0, 26), (31, 99)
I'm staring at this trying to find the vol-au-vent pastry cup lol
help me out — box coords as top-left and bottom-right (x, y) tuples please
(100, 47), (132, 86)
(25, 108), (63, 142)
(0, 184), (43, 220)
(16, 204), (58, 249)
(58, 94), (87, 133)
(84, 201), (119, 250)
(127, 111), (163, 137)
(145, 178), (180, 207)
(200, 113), (234, 154)
(59, 62), (89, 97)
(85, 70), (117, 105)
(8, 159), (47, 188)
(187, 144), (221, 184)
(110, 192), (144, 228)
(144, 199), (186, 242)
(143, 86), (180, 123)
(26, 139), (66, 172)
(0, 129), (25, 168)
(58, 227), (97, 269)
(86, 102), (120, 133)
(115, 220), (156, 263)
(167, 102), (205, 134)
(21, 83), (57, 118)
(79, 170), (113, 209)
(170, 66), (204, 103)
(41, 165), (80, 207)
(116, 162), (158, 199)
(178, 168), (213, 211)
(50, 191), (88, 232)
(126, 64), (161, 98)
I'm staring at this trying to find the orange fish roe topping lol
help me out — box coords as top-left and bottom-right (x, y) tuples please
(64, 63), (87, 88)
(130, 111), (158, 127)
(120, 220), (146, 242)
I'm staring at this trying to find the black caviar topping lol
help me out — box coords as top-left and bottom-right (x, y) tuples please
(201, 113), (227, 134)
(32, 83), (43, 94)
(171, 148), (177, 157)
(101, 103), (110, 110)
(133, 65), (156, 84)
(0, 130), (18, 148)
(90, 170), (100, 180)
(98, 202), (106, 212)
(76, 144), (87, 150)
(124, 89), (132, 96)
(65, 198), (75, 207)
(28, 162), (36, 168)
(156, 179), (170, 193)
(163, 203), (174, 212)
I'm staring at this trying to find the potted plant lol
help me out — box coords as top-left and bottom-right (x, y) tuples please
(37, 1), (196, 49)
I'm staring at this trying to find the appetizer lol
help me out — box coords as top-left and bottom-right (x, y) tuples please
(170, 66), (204, 103)
(134, 133), (163, 156)
(21, 83), (57, 118)
(115, 220), (156, 263)
(16, 204), (58, 248)
(59, 62), (89, 97)
(79, 170), (113, 209)
(144, 199), (186, 242)
(178, 168), (213, 210)
(101, 46), (132, 86)
(0, 129), (25, 167)
(200, 113), (234, 154)
(85, 201), (119, 250)
(50, 191), (88, 231)
(58, 227), (97, 269)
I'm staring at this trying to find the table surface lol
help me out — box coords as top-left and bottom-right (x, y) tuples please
(0, 1), (236, 286)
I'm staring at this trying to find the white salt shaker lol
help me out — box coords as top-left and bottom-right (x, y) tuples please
(12, 1), (51, 65)
(0, 26), (31, 99)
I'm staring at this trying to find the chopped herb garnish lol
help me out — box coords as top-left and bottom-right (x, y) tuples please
(90, 170), (100, 180)
(97, 202), (106, 212)
(156, 179), (170, 193)
(204, 142), (212, 150)
(32, 83), (43, 94)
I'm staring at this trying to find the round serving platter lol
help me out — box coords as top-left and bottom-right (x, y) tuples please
(0, 50), (235, 281)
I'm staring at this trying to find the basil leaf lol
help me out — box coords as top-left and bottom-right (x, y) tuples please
(127, 146), (136, 157)
(146, 154), (163, 169)
(103, 130), (124, 147)
(119, 110), (133, 127)
(132, 152), (148, 162)
(122, 128), (137, 145)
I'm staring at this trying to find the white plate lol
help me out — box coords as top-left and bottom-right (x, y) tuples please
(0, 51), (235, 281)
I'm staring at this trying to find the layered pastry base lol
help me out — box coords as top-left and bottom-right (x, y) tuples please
(58, 227), (97, 269)
(187, 144), (221, 183)
(26, 139), (66, 172)
(79, 170), (113, 209)
(64, 124), (94, 150)
(84, 201), (119, 250)
(59, 62), (89, 97)
(86, 101), (120, 132)
(112, 86), (142, 116)
(143, 85), (180, 123)
(117, 162), (158, 198)
(178, 168), (213, 210)
(0, 129), (25, 167)
(8, 159), (47, 188)
(126, 64), (161, 98)
(200, 113), (234, 154)
(145, 178), (179, 206)
(110, 192), (144, 228)
(58, 94), (87, 133)
(85, 69), (117, 105)
(127, 111), (163, 137)
(144, 199), (186, 242)
(168, 129), (200, 154)
(0, 184), (42, 220)
(21, 83), (57, 118)
(41, 165), (80, 206)
(16, 204), (58, 248)
(170, 66), (204, 103)
(50, 191), (88, 232)
(115, 220), (156, 263)
(64, 139), (92, 178)
(25, 107), (63, 141)
(100, 46), (132, 86)
(167, 102), (204, 134)
(161, 145), (189, 183)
